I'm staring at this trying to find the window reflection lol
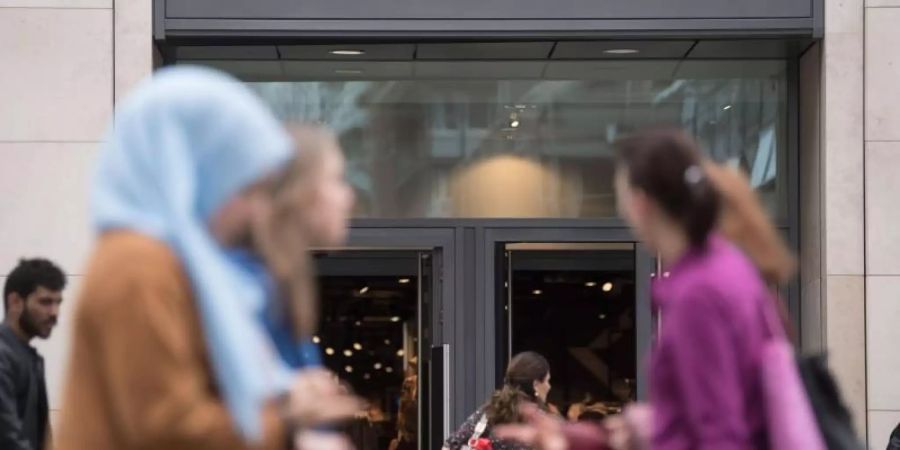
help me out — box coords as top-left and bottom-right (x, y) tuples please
(244, 60), (787, 220)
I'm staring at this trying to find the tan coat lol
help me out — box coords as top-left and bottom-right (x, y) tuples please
(55, 232), (286, 450)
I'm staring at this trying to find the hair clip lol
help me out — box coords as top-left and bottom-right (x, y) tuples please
(683, 165), (704, 185)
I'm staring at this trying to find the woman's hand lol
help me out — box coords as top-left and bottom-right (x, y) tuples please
(287, 369), (363, 427)
(605, 404), (652, 450)
(494, 404), (568, 450)
(295, 429), (355, 450)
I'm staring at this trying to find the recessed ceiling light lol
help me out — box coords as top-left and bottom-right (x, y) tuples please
(385, 367), (394, 373)
(334, 69), (365, 75)
(345, 365), (354, 373)
(533, 289), (543, 295)
(384, 339), (391, 345)
(359, 286), (370, 294)
(585, 281), (597, 287)
(353, 342), (363, 351)
(398, 278), (411, 284)
(374, 362), (383, 370)
(391, 316), (401, 322)
(602, 282), (614, 292)
(363, 373), (371, 380)
(343, 349), (353, 357)
(312, 336), (321, 344)
(603, 48), (639, 55)
(325, 347), (335, 356)
(330, 49), (365, 56)
(397, 349), (405, 357)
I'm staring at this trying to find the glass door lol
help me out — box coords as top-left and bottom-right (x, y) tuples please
(493, 238), (653, 423)
(314, 249), (443, 450)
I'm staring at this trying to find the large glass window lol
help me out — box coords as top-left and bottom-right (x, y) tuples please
(209, 59), (788, 220)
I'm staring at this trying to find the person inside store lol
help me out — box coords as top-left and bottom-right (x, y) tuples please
(53, 66), (360, 450)
(0, 258), (66, 450)
(496, 127), (800, 450)
(443, 351), (552, 450)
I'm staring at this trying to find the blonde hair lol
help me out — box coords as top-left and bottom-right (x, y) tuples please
(252, 124), (341, 338)
(703, 161), (796, 286)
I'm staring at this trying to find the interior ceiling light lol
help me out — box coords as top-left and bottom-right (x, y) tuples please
(397, 349), (405, 357)
(603, 48), (639, 55)
(385, 367), (394, 373)
(510, 120), (520, 128)
(312, 336), (321, 344)
(343, 349), (353, 357)
(353, 342), (363, 351)
(384, 339), (391, 345)
(364, 373), (371, 380)
(602, 282), (614, 292)
(325, 347), (335, 356)
(345, 365), (353, 373)
(585, 281), (597, 287)
(330, 49), (365, 56)
(723, 104), (733, 111)
(391, 316), (401, 322)
(533, 289), (543, 295)
(398, 278), (411, 284)
(374, 362), (383, 370)
(359, 286), (370, 294)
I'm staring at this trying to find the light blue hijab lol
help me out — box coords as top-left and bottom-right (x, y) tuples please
(92, 66), (294, 441)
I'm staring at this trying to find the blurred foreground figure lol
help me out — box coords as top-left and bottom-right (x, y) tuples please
(497, 128), (803, 450)
(55, 67), (358, 450)
(0, 259), (65, 450)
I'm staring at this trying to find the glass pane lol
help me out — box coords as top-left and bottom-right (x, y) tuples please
(315, 252), (421, 450)
(508, 247), (638, 420)
(235, 59), (788, 220)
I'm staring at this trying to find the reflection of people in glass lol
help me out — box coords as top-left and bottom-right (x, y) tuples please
(443, 352), (551, 450)
(392, 359), (418, 450)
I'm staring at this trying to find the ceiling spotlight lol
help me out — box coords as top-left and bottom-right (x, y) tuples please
(343, 349), (353, 357)
(345, 365), (353, 373)
(585, 281), (597, 287)
(533, 289), (543, 295)
(353, 342), (363, 351)
(602, 282), (614, 292)
(385, 367), (394, 374)
(391, 316), (401, 322)
(374, 362), (383, 370)
(359, 286), (370, 295)
(312, 336), (321, 344)
(325, 347), (335, 356)
(603, 48), (639, 55)
(330, 49), (365, 56)
(397, 349), (405, 357)
(398, 278), (411, 284)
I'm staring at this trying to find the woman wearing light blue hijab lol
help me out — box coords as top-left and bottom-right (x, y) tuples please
(55, 67), (358, 450)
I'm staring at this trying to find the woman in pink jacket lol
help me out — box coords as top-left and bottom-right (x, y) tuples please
(498, 128), (796, 450)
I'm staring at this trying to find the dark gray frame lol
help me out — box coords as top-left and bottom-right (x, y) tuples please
(153, 0), (823, 41)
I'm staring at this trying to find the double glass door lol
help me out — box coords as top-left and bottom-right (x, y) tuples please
(313, 225), (653, 447)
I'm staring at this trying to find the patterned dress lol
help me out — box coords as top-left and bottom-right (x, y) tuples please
(444, 408), (532, 450)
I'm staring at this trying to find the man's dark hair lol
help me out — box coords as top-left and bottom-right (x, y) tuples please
(3, 258), (66, 311)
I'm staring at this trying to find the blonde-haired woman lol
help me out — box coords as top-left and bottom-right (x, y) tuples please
(56, 67), (358, 450)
